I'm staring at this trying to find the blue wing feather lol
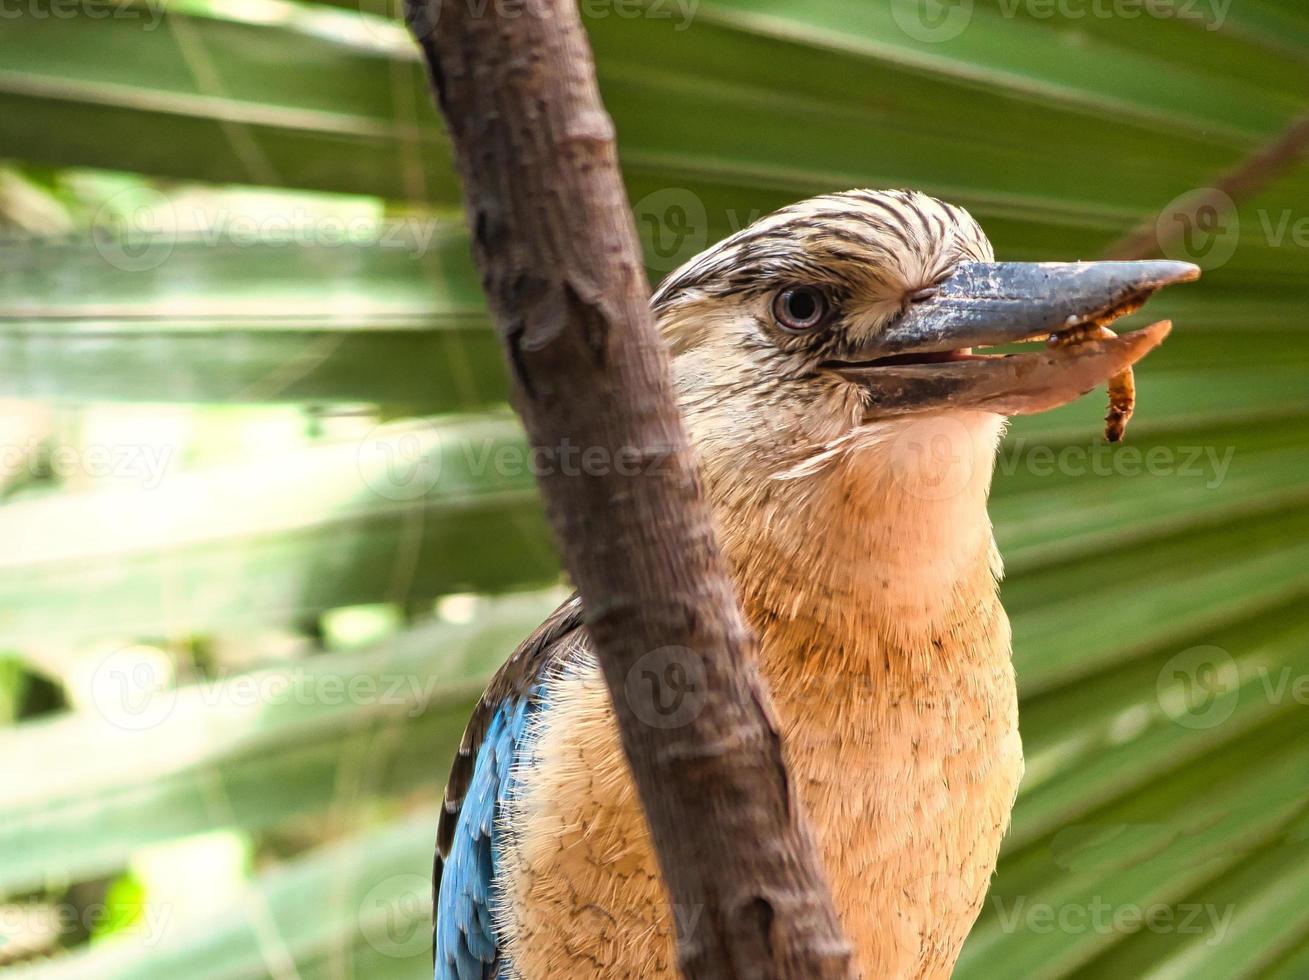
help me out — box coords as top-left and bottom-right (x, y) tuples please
(436, 700), (531, 979)
(432, 596), (583, 980)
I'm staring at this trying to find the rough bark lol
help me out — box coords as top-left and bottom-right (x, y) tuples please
(405, 1), (853, 977)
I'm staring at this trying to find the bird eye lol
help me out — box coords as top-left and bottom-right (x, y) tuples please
(772, 286), (828, 332)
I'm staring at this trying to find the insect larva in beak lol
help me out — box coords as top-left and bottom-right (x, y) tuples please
(1103, 360), (1135, 443)
(1048, 324), (1136, 442)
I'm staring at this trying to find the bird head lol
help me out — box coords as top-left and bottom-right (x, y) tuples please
(652, 190), (1198, 607)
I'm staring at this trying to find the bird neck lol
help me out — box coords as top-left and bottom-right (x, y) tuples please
(708, 412), (1008, 684)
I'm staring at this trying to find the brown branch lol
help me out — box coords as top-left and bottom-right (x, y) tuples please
(1104, 111), (1309, 260)
(404, 1), (852, 978)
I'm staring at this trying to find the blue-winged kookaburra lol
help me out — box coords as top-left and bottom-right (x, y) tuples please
(433, 189), (1198, 979)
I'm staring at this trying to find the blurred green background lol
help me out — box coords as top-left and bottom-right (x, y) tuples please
(2, 0), (1308, 977)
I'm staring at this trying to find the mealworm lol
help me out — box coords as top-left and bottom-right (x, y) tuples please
(1050, 324), (1135, 443)
(1103, 356), (1135, 444)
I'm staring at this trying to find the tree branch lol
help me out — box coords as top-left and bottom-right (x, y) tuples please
(405, 1), (852, 976)
(1104, 111), (1309, 261)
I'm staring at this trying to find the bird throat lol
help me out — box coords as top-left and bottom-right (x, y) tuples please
(712, 415), (1022, 978)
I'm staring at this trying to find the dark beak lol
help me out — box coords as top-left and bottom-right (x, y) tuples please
(827, 260), (1200, 417)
